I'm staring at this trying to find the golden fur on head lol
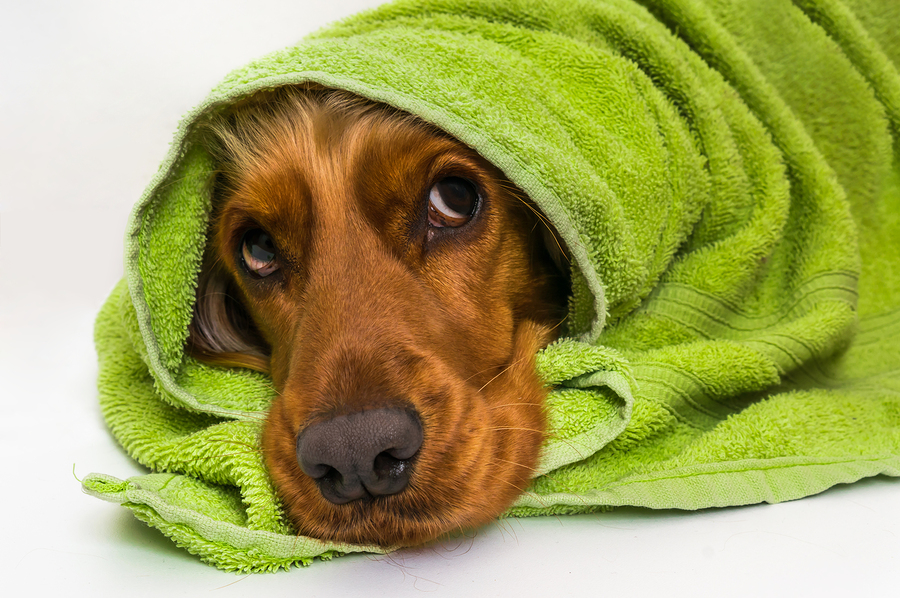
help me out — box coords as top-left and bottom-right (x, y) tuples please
(188, 86), (568, 546)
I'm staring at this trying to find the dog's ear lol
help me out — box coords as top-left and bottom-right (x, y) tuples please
(185, 123), (271, 373)
(186, 259), (271, 373)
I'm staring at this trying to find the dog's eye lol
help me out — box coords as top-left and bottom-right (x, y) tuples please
(428, 177), (478, 228)
(240, 229), (280, 277)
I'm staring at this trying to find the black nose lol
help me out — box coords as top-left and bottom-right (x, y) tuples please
(296, 408), (423, 504)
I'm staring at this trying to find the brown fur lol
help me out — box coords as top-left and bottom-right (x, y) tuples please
(188, 87), (568, 546)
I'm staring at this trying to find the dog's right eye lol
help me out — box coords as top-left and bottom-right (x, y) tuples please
(240, 229), (280, 277)
(428, 177), (479, 228)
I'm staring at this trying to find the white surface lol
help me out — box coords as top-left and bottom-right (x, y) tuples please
(1, 1), (898, 595)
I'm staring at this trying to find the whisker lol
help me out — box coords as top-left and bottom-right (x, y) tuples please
(540, 434), (590, 462)
(484, 456), (563, 486)
(477, 364), (513, 392)
(491, 457), (540, 474)
(491, 517), (520, 544)
(485, 402), (542, 410)
(548, 314), (568, 333)
(481, 426), (544, 434)
(504, 191), (572, 265)
(477, 351), (534, 392)
(484, 477), (554, 509)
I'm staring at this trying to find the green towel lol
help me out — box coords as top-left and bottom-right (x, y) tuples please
(83, 0), (900, 572)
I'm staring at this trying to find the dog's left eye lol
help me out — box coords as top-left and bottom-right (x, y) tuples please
(240, 229), (280, 277)
(428, 177), (479, 228)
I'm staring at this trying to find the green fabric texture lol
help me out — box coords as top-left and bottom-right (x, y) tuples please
(84, 0), (900, 572)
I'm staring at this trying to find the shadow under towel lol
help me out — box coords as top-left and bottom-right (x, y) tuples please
(83, 0), (900, 571)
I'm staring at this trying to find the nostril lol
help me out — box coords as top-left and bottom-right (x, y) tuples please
(296, 407), (423, 504)
(367, 451), (415, 495)
(316, 465), (366, 503)
(373, 451), (409, 478)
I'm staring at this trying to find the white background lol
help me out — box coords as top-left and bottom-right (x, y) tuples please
(1, 1), (898, 595)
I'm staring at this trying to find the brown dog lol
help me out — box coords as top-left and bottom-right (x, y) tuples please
(188, 86), (568, 547)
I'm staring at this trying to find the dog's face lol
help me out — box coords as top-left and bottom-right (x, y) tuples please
(190, 89), (567, 546)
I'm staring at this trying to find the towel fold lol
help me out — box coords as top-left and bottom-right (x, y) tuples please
(84, 0), (900, 571)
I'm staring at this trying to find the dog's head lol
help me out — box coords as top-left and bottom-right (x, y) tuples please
(188, 87), (568, 546)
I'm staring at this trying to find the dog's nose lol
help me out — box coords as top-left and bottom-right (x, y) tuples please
(296, 408), (423, 504)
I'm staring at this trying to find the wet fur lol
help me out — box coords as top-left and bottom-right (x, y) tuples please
(188, 87), (568, 546)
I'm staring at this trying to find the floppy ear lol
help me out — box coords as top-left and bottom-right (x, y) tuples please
(186, 256), (271, 373)
(186, 114), (273, 374)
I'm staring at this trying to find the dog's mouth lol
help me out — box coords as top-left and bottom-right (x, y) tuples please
(261, 323), (551, 548)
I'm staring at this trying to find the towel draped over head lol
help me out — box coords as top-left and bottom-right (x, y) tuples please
(83, 0), (900, 571)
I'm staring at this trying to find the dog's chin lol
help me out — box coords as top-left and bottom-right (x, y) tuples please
(261, 321), (552, 547)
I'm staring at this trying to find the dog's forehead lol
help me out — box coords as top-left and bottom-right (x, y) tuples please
(230, 109), (481, 229)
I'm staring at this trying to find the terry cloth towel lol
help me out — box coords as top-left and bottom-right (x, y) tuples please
(83, 0), (900, 572)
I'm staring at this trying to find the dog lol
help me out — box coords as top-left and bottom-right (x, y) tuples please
(187, 86), (569, 547)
